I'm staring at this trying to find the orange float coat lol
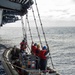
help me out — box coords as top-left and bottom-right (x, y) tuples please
(39, 50), (47, 59)
(20, 42), (27, 50)
(31, 45), (37, 55)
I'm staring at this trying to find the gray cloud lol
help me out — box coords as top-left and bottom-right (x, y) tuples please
(71, 15), (75, 17)
(49, 9), (68, 13)
(49, 15), (53, 17)
(73, 0), (75, 2)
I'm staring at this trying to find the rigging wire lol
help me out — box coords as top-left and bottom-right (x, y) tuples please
(24, 15), (31, 54)
(21, 16), (30, 54)
(26, 13), (33, 42)
(31, 6), (43, 48)
(21, 16), (26, 39)
(24, 15), (31, 53)
(34, 0), (55, 69)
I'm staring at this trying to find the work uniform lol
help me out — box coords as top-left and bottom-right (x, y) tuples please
(20, 41), (27, 52)
(31, 45), (37, 55)
(31, 43), (41, 69)
(35, 48), (40, 57)
(35, 44), (40, 56)
(31, 42), (37, 55)
(39, 49), (49, 70)
(35, 47), (40, 69)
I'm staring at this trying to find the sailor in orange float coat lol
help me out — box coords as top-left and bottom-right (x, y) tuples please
(31, 41), (37, 55)
(39, 46), (49, 70)
(35, 44), (41, 69)
(35, 44), (40, 57)
(20, 40), (27, 52)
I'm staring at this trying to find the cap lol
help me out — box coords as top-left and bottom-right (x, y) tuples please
(37, 44), (40, 48)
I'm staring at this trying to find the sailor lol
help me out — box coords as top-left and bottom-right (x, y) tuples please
(39, 46), (49, 71)
(20, 39), (27, 66)
(11, 45), (19, 60)
(31, 41), (37, 55)
(35, 44), (40, 56)
(20, 39), (27, 52)
(34, 44), (41, 69)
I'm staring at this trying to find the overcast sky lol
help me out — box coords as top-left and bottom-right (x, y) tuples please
(4, 0), (75, 27)
(31, 0), (75, 21)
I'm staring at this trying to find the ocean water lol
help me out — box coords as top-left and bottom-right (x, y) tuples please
(0, 27), (75, 75)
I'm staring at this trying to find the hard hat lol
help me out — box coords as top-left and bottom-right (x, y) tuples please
(37, 44), (40, 48)
(42, 46), (46, 50)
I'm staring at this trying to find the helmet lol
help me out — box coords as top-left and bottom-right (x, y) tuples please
(37, 44), (40, 48)
(34, 43), (37, 46)
(42, 46), (46, 50)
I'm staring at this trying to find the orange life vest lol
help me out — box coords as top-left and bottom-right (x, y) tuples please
(39, 50), (47, 59)
(35, 48), (40, 57)
(31, 45), (37, 55)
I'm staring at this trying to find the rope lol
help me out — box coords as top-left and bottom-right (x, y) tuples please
(24, 15), (31, 54)
(25, 13), (34, 54)
(34, 0), (54, 69)
(21, 16), (26, 39)
(31, 6), (43, 48)
(26, 13), (33, 42)
(21, 16), (31, 54)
